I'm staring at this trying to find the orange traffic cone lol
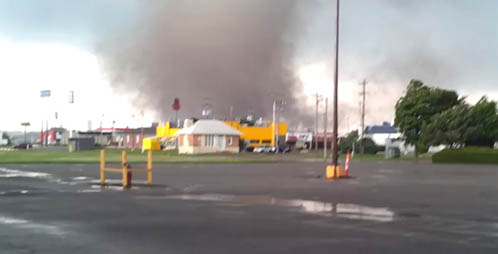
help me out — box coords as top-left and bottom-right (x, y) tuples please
(344, 152), (350, 177)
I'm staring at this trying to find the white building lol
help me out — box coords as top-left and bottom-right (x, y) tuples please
(175, 120), (241, 154)
(364, 122), (401, 146)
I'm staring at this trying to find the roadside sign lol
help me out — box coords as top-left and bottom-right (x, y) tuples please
(40, 90), (51, 97)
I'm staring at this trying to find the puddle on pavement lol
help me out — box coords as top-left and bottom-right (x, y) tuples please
(0, 167), (76, 186)
(72, 176), (89, 181)
(0, 215), (65, 236)
(143, 194), (395, 222)
(0, 190), (29, 196)
(0, 167), (51, 178)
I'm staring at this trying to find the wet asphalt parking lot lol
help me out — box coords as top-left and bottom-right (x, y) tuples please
(1, 161), (498, 253)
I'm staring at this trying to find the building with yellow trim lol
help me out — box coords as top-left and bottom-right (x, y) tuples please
(224, 121), (287, 148)
(142, 122), (181, 151)
(143, 120), (287, 151)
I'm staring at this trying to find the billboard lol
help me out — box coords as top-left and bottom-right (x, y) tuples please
(40, 90), (51, 97)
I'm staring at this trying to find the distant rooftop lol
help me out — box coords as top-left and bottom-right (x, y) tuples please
(365, 122), (398, 134)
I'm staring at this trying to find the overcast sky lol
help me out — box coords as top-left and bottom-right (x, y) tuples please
(1, 0), (497, 132)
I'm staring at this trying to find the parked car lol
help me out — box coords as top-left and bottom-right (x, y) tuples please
(253, 145), (268, 153)
(253, 145), (276, 153)
(278, 145), (292, 153)
(263, 146), (276, 153)
(13, 143), (32, 150)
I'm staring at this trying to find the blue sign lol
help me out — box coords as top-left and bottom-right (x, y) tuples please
(40, 90), (51, 97)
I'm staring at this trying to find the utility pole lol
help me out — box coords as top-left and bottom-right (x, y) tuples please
(272, 100), (277, 148)
(141, 110), (145, 153)
(323, 97), (328, 160)
(40, 120), (44, 146)
(359, 79), (367, 154)
(276, 106), (280, 154)
(272, 99), (285, 153)
(331, 0), (340, 167)
(315, 93), (323, 152)
(45, 120), (49, 146)
(315, 93), (319, 152)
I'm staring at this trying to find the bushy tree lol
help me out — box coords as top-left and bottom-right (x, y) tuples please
(339, 130), (359, 153)
(339, 130), (378, 154)
(422, 104), (473, 147)
(1, 132), (11, 145)
(395, 80), (461, 157)
(468, 97), (498, 147)
(422, 97), (498, 148)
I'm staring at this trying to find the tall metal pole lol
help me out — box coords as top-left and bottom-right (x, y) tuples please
(272, 100), (276, 148)
(141, 110), (144, 152)
(315, 93), (319, 152)
(40, 120), (44, 146)
(276, 106), (280, 154)
(331, 0), (340, 166)
(45, 119), (49, 146)
(323, 97), (328, 160)
(360, 79), (367, 154)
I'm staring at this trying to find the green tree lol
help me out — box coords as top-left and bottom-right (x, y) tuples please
(422, 103), (473, 147)
(422, 97), (498, 148)
(1, 132), (11, 145)
(467, 97), (498, 147)
(394, 80), (461, 157)
(339, 130), (378, 154)
(339, 130), (359, 153)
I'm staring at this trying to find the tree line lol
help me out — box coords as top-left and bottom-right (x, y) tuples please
(395, 79), (498, 157)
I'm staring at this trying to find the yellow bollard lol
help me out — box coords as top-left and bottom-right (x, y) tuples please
(100, 150), (106, 185)
(326, 165), (343, 180)
(147, 150), (152, 184)
(122, 151), (129, 188)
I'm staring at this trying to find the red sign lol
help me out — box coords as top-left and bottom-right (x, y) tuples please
(172, 98), (180, 111)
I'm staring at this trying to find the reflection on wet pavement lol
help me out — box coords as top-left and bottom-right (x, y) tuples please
(0, 167), (51, 178)
(0, 215), (65, 236)
(140, 194), (395, 222)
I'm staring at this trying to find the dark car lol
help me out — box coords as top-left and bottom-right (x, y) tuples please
(13, 143), (32, 150)
(278, 145), (292, 153)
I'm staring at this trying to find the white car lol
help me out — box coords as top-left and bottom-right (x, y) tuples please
(253, 145), (276, 153)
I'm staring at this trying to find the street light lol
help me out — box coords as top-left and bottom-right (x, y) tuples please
(21, 122), (30, 144)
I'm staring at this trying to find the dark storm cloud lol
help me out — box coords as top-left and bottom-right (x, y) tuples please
(3, 0), (498, 128)
(97, 0), (314, 122)
(338, 0), (498, 90)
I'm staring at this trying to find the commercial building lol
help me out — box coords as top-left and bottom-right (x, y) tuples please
(144, 119), (288, 151)
(224, 121), (287, 148)
(38, 128), (69, 145)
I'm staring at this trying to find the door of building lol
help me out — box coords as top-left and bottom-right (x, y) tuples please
(216, 135), (225, 151)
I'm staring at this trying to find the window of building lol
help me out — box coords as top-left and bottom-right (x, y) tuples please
(227, 136), (233, 145)
(250, 140), (259, 144)
(136, 136), (140, 143)
(262, 140), (271, 144)
(205, 135), (214, 147)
